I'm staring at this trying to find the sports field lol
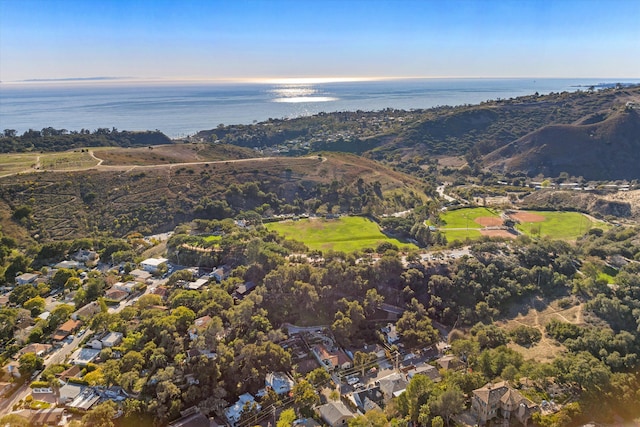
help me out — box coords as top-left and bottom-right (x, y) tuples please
(431, 207), (502, 243)
(266, 216), (417, 253)
(438, 207), (501, 228)
(513, 210), (605, 240)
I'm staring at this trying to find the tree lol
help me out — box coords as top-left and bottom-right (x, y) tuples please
(397, 374), (435, 422)
(349, 409), (388, 427)
(51, 268), (77, 289)
(84, 368), (106, 386)
(18, 352), (43, 377)
(431, 416), (444, 427)
(292, 379), (319, 417)
(82, 401), (117, 427)
(429, 386), (465, 426)
(23, 296), (45, 317)
(8, 284), (38, 306)
(306, 367), (331, 387)
(121, 351), (145, 372)
(353, 351), (377, 377)
(277, 408), (297, 427)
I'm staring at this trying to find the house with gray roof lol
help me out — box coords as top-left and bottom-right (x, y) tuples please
(317, 401), (354, 427)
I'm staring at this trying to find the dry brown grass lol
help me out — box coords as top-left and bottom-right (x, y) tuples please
(498, 296), (584, 363)
(510, 211), (545, 222)
(480, 229), (516, 239)
(475, 216), (503, 227)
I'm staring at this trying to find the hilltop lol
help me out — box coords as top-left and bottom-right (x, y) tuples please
(484, 108), (640, 180)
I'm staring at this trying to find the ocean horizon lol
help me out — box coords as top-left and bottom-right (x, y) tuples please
(2, 77), (639, 138)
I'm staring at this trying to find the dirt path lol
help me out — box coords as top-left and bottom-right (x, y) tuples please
(1, 154), (325, 178)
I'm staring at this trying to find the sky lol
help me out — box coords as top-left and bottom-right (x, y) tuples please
(1, 0), (639, 82)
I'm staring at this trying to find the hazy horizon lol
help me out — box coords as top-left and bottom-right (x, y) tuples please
(1, 0), (639, 83)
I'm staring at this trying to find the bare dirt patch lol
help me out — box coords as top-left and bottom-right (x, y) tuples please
(480, 229), (516, 239)
(474, 216), (503, 227)
(498, 297), (584, 362)
(510, 211), (545, 222)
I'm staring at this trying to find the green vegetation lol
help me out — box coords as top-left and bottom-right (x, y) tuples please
(437, 207), (500, 229)
(438, 228), (483, 242)
(515, 211), (603, 240)
(266, 216), (417, 252)
(0, 127), (172, 153)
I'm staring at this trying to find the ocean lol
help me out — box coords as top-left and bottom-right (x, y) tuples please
(1, 78), (638, 138)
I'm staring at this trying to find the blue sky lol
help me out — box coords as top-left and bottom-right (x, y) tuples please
(1, 0), (639, 82)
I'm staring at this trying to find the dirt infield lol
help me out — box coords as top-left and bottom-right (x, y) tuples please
(480, 229), (517, 239)
(474, 216), (504, 227)
(510, 211), (545, 222)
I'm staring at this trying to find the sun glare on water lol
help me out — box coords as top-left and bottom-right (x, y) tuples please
(269, 85), (338, 103)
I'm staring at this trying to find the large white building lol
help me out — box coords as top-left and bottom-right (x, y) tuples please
(140, 257), (168, 273)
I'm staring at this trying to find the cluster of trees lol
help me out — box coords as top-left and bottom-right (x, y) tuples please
(0, 128), (172, 153)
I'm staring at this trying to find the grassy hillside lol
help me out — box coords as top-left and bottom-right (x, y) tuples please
(484, 108), (640, 180)
(0, 152), (428, 241)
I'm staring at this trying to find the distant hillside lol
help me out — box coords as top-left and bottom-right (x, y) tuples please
(0, 128), (172, 153)
(190, 85), (640, 182)
(484, 108), (640, 180)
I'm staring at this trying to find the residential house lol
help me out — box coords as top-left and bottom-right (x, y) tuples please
(353, 386), (384, 413)
(168, 406), (211, 427)
(152, 286), (169, 299)
(67, 388), (100, 411)
(56, 365), (82, 382)
(105, 288), (128, 301)
(73, 249), (98, 263)
(377, 373), (408, 401)
(210, 266), (229, 282)
(187, 278), (209, 290)
(70, 347), (100, 366)
(406, 364), (441, 382)
(58, 383), (83, 404)
(72, 301), (101, 321)
(140, 257), (168, 273)
(15, 272), (39, 286)
(312, 344), (352, 370)
(52, 319), (82, 341)
(189, 315), (213, 340)
(317, 401), (354, 427)
(54, 260), (83, 270)
(14, 343), (53, 360)
(437, 355), (464, 371)
(233, 281), (256, 300)
(102, 331), (123, 347)
(224, 393), (260, 427)
(113, 281), (137, 294)
(129, 269), (152, 283)
(381, 323), (399, 345)
(359, 343), (387, 360)
(471, 381), (539, 427)
(265, 372), (294, 395)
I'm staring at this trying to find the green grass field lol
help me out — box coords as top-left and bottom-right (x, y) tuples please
(0, 153), (38, 176)
(39, 151), (99, 170)
(440, 229), (483, 242)
(266, 216), (417, 253)
(438, 207), (500, 228)
(515, 211), (607, 240)
(428, 207), (500, 243)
